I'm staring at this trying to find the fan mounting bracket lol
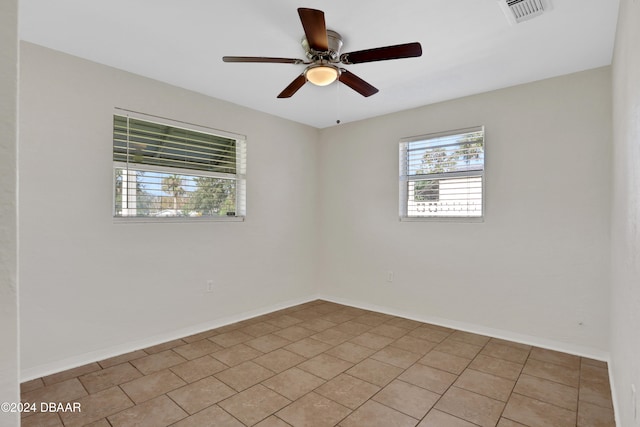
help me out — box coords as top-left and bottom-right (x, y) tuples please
(302, 29), (343, 63)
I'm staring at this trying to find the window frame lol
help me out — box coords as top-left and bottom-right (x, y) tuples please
(112, 108), (246, 223)
(399, 126), (485, 222)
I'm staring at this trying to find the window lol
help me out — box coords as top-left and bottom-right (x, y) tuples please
(113, 110), (246, 220)
(399, 126), (484, 220)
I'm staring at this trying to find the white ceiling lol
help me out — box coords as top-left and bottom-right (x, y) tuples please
(19, 0), (619, 128)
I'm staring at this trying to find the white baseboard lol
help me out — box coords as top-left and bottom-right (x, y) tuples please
(22, 292), (611, 382)
(20, 294), (321, 382)
(317, 293), (611, 361)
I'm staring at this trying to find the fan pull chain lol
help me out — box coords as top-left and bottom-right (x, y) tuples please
(335, 79), (341, 124)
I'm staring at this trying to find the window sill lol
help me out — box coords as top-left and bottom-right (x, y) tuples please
(400, 216), (484, 223)
(113, 216), (245, 224)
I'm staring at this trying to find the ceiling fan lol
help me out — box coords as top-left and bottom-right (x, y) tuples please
(222, 8), (422, 98)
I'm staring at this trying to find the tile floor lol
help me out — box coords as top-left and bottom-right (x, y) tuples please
(20, 300), (616, 427)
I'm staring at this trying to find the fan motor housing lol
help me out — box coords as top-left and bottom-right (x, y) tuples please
(302, 30), (343, 61)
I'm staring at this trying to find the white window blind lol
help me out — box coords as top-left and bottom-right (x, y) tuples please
(113, 110), (246, 219)
(399, 126), (484, 219)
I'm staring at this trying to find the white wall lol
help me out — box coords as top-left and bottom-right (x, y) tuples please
(610, 0), (640, 425)
(318, 67), (612, 357)
(19, 42), (320, 378)
(0, 0), (20, 425)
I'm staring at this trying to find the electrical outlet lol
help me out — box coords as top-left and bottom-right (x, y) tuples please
(206, 280), (214, 292)
(386, 271), (394, 283)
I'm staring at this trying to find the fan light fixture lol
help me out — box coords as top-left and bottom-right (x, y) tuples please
(305, 64), (339, 86)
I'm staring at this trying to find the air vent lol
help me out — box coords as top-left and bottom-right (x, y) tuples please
(499, 0), (549, 24)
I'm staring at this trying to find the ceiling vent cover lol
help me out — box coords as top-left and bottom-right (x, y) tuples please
(499, 0), (549, 24)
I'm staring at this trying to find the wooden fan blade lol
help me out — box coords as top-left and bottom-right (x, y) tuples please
(339, 70), (379, 97)
(277, 74), (307, 98)
(341, 42), (422, 64)
(298, 8), (328, 51)
(223, 56), (304, 64)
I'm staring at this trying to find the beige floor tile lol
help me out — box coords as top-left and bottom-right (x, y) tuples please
(253, 348), (306, 373)
(370, 345), (421, 369)
(332, 320), (373, 336)
(311, 328), (353, 346)
(346, 358), (404, 387)
(98, 350), (148, 369)
(215, 361), (275, 391)
(212, 343), (263, 367)
(502, 393), (577, 427)
(59, 387), (134, 427)
(172, 404), (244, 427)
(353, 313), (390, 327)
(514, 373), (578, 410)
(276, 392), (351, 427)
(581, 357), (608, 369)
(349, 332), (395, 350)
(419, 350), (471, 374)
(297, 318), (337, 332)
(79, 362), (143, 393)
(284, 337), (332, 358)
(398, 363), (457, 394)
(434, 338), (483, 359)
(130, 350), (186, 375)
(468, 354), (523, 380)
(390, 335), (437, 355)
(418, 409), (478, 427)
(21, 378), (88, 406)
(20, 412), (63, 427)
(577, 401), (615, 427)
(529, 347), (581, 369)
(209, 330), (254, 348)
(254, 415), (291, 427)
(449, 331), (491, 346)
(325, 341), (376, 364)
(340, 400), (417, 427)
(266, 314), (304, 328)
(218, 384), (290, 426)
(454, 369), (516, 402)
(488, 338), (532, 351)
(20, 378), (44, 394)
(316, 373), (380, 409)
(408, 326), (451, 343)
(170, 355), (228, 383)
(83, 419), (112, 427)
(42, 363), (102, 386)
(522, 358), (580, 387)
(273, 325), (315, 341)
(173, 339), (223, 360)
(263, 367), (326, 400)
(245, 334), (291, 353)
(368, 324), (409, 339)
(497, 418), (528, 426)
(107, 394), (187, 427)
(372, 379), (439, 419)
(322, 311), (358, 324)
(480, 342), (529, 364)
(143, 338), (187, 354)
(581, 364), (610, 385)
(120, 369), (186, 403)
(182, 329), (219, 343)
(385, 317), (423, 330)
(298, 354), (354, 380)
(579, 379), (614, 409)
(435, 387), (505, 427)
(240, 322), (281, 337)
(423, 323), (456, 334)
(168, 376), (236, 414)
